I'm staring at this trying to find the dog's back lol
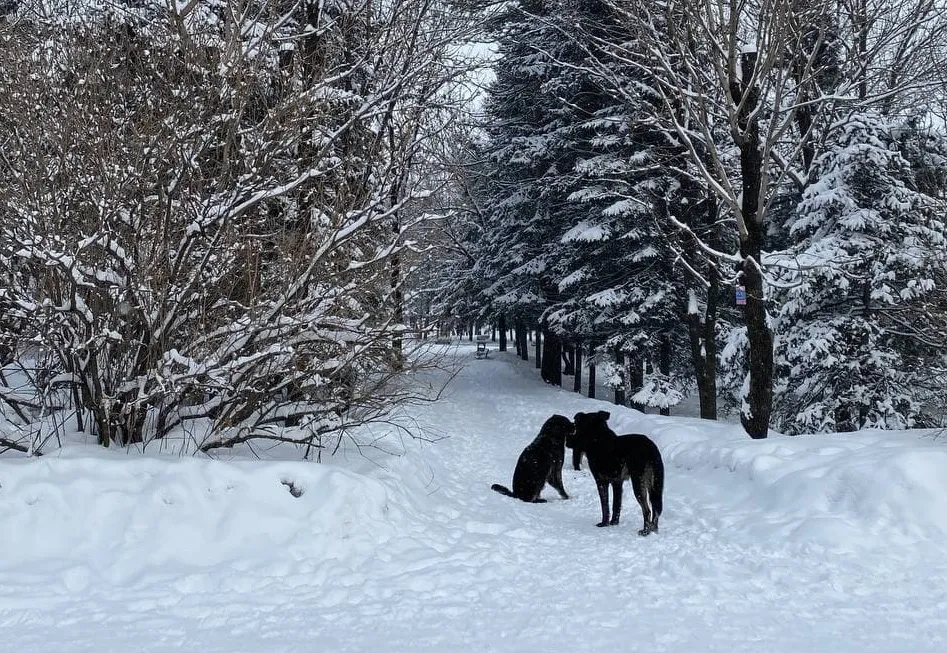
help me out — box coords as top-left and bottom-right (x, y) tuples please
(492, 414), (573, 502)
(569, 410), (664, 534)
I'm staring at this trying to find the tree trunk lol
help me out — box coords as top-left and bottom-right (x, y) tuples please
(390, 227), (403, 373)
(516, 321), (529, 362)
(732, 51), (774, 439)
(687, 272), (719, 420)
(562, 343), (575, 376)
(628, 354), (644, 412)
(795, 103), (815, 174)
(613, 348), (625, 406)
(588, 350), (596, 400)
(498, 314), (507, 352)
(659, 334), (671, 417)
(534, 327), (542, 369)
(573, 341), (582, 393)
(540, 322), (562, 386)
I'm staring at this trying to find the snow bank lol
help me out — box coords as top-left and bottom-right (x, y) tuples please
(2, 348), (947, 653)
(0, 446), (401, 584)
(612, 410), (947, 551)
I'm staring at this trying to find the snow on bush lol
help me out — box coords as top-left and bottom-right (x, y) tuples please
(630, 373), (684, 410)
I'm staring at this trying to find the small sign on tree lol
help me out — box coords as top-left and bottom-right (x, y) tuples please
(735, 286), (747, 306)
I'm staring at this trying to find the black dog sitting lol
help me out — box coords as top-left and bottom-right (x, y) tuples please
(491, 414), (573, 502)
(568, 410), (664, 535)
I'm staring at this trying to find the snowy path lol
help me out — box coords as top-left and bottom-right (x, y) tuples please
(2, 346), (947, 652)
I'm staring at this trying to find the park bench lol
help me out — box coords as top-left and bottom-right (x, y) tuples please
(475, 334), (490, 359)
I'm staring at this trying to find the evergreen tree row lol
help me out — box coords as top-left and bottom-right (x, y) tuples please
(441, 0), (947, 436)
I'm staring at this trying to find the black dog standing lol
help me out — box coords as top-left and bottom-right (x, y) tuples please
(491, 414), (574, 503)
(567, 411), (664, 536)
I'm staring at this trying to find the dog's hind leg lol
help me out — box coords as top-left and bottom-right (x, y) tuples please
(524, 484), (547, 503)
(595, 482), (611, 527)
(631, 472), (653, 536)
(649, 464), (663, 533)
(609, 481), (623, 526)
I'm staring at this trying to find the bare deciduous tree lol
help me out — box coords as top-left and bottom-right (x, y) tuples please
(0, 0), (479, 454)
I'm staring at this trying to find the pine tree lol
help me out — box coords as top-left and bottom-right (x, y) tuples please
(546, 0), (707, 411)
(474, 0), (549, 325)
(474, 0), (591, 384)
(772, 111), (947, 433)
(472, 0), (722, 406)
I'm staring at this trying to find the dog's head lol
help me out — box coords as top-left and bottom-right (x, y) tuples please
(541, 414), (575, 445)
(569, 410), (611, 448)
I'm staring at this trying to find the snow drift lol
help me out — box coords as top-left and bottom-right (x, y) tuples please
(0, 448), (401, 585)
(614, 410), (947, 551)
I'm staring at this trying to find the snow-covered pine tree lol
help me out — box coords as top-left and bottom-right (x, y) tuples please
(473, 0), (581, 384)
(772, 111), (947, 433)
(469, 0), (720, 408)
(545, 0), (713, 413)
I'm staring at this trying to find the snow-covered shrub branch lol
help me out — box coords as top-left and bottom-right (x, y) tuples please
(0, 0), (479, 453)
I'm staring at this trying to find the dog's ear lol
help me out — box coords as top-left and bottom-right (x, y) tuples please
(573, 411), (586, 423)
(598, 411), (611, 421)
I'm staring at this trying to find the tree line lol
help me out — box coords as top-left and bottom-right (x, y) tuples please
(437, 0), (947, 437)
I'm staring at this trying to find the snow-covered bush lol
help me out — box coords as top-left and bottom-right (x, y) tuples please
(630, 372), (684, 412)
(0, 0), (472, 453)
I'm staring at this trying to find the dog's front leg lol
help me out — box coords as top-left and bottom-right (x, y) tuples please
(548, 467), (569, 500)
(610, 481), (622, 526)
(596, 482), (610, 527)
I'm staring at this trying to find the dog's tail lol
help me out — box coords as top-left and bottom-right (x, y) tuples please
(650, 457), (665, 517)
(491, 483), (515, 497)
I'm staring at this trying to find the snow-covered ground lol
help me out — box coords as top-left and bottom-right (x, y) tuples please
(2, 344), (947, 652)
